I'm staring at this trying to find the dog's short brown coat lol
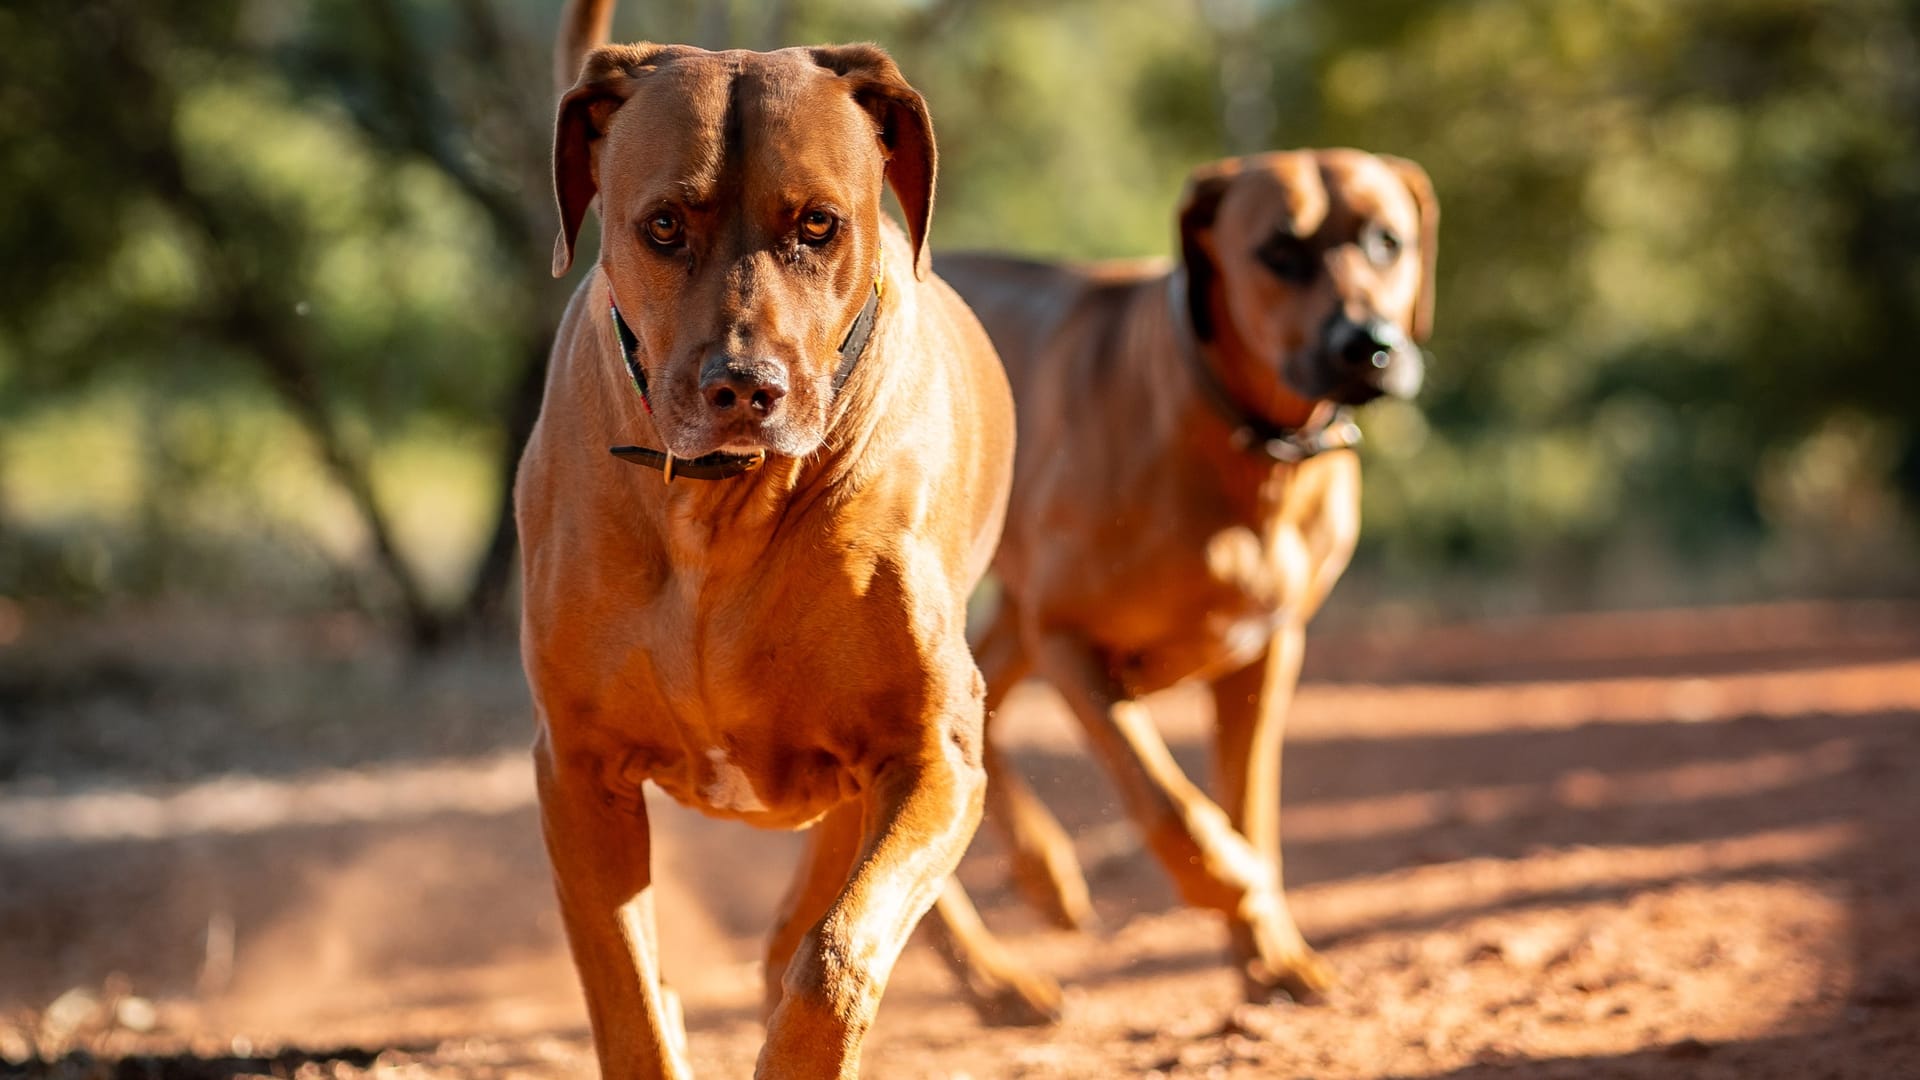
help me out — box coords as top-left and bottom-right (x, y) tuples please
(517, 3), (1014, 1076)
(931, 150), (1438, 1009)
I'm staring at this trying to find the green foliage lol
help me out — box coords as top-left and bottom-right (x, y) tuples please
(1, 0), (546, 620)
(1271, 0), (1920, 595)
(3, 0), (1916, 616)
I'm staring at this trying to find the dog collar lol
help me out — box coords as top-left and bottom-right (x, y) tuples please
(1167, 273), (1361, 464)
(605, 268), (883, 483)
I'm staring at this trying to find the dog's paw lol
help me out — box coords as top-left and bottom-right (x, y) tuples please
(1241, 945), (1337, 1004)
(1232, 917), (1338, 1004)
(965, 965), (1067, 1028)
(1008, 843), (1099, 933)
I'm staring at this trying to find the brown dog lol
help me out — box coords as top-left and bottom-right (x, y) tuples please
(929, 150), (1437, 1007)
(516, 2), (1014, 1076)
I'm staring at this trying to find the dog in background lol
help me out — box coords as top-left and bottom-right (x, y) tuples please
(930, 149), (1437, 1009)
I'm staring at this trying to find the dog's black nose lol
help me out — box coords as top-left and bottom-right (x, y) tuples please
(1336, 318), (1399, 372)
(701, 360), (788, 416)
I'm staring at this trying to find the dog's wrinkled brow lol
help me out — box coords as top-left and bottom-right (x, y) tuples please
(1328, 163), (1419, 238)
(616, 63), (736, 207)
(1247, 162), (1328, 239)
(663, 181), (717, 211)
(622, 59), (866, 232)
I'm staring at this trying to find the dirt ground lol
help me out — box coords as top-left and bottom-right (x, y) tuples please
(3, 600), (1920, 1078)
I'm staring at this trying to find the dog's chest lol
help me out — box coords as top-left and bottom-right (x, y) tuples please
(1105, 516), (1312, 692)
(1100, 453), (1358, 688)
(1189, 523), (1309, 662)
(616, 629), (859, 827)
(695, 746), (768, 813)
(604, 708), (854, 831)
(566, 558), (932, 829)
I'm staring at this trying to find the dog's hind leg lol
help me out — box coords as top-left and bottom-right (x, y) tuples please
(921, 878), (1064, 1025)
(973, 598), (1096, 931)
(918, 600), (1071, 1027)
(761, 801), (863, 1021)
(1210, 624), (1336, 1003)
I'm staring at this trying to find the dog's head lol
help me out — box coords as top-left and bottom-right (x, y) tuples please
(1179, 149), (1437, 407)
(552, 44), (935, 461)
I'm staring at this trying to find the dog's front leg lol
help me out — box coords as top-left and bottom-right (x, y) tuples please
(535, 730), (691, 1080)
(1033, 634), (1325, 997)
(1209, 623), (1336, 1002)
(757, 725), (986, 1079)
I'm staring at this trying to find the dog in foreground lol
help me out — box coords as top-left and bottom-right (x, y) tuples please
(930, 149), (1438, 1009)
(515, 1), (1014, 1076)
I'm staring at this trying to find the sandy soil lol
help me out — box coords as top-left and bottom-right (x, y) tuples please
(2, 600), (1919, 1078)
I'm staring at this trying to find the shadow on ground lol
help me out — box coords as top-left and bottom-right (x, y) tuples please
(1, 601), (1916, 1077)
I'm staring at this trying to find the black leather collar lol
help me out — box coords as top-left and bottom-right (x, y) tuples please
(1168, 272), (1361, 464)
(605, 273), (882, 482)
(607, 444), (767, 480)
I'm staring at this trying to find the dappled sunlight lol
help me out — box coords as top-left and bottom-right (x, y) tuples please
(5, 0), (1918, 1074)
(1278, 744), (1862, 847)
(4, 603), (1915, 1075)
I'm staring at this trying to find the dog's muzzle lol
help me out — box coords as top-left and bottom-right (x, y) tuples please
(1308, 315), (1425, 403)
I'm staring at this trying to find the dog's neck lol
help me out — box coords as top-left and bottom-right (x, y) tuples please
(1159, 268), (1360, 469)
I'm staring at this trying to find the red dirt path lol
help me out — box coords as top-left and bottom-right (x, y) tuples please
(2, 601), (1918, 1077)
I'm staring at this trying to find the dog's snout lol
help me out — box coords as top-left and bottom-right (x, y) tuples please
(1308, 313), (1422, 402)
(1334, 318), (1399, 372)
(700, 357), (788, 417)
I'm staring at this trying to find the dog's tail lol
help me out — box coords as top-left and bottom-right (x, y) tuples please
(555, 0), (615, 96)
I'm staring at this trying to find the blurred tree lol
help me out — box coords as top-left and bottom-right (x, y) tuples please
(1263, 0), (1920, 599)
(279, 0), (564, 627)
(3, 0), (1915, 631)
(1, 0), (564, 642)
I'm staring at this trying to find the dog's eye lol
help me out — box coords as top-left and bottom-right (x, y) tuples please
(799, 210), (838, 245)
(1258, 235), (1315, 285)
(643, 211), (684, 250)
(1363, 223), (1402, 266)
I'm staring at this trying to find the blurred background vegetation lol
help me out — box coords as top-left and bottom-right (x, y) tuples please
(5, 0), (1918, 646)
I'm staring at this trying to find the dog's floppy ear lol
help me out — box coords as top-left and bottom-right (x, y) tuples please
(551, 45), (668, 278)
(1177, 159), (1244, 342)
(1379, 155), (1439, 342)
(812, 44), (937, 280)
